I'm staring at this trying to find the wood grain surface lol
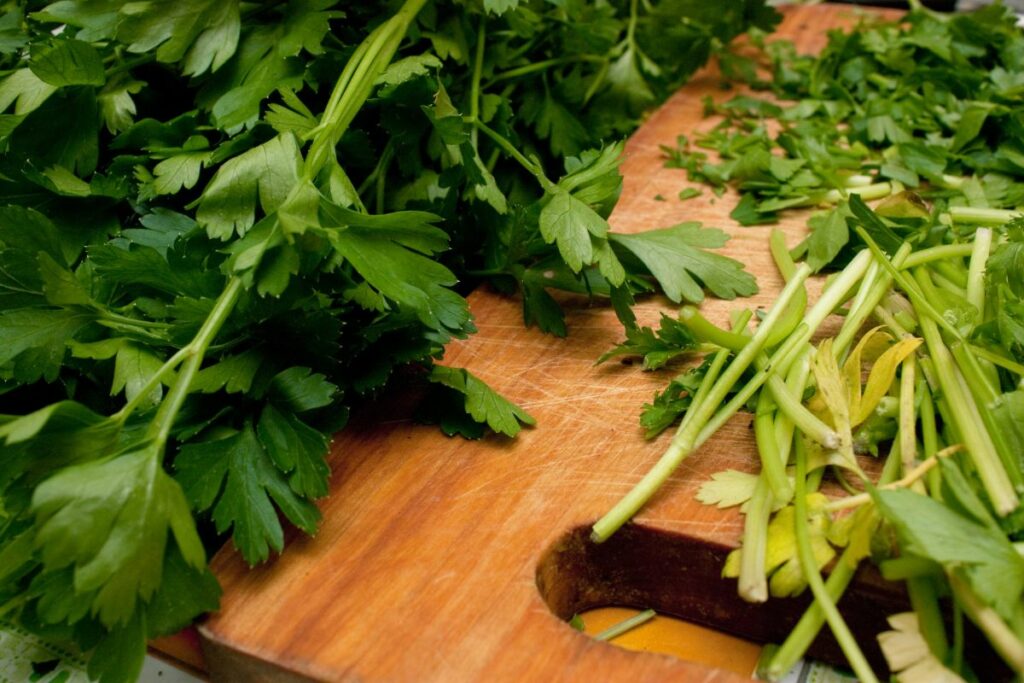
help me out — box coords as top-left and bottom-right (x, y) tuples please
(199, 5), (903, 681)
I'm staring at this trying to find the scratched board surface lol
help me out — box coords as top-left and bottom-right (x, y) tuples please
(199, 6), (900, 682)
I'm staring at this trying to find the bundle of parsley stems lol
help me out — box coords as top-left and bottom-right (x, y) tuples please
(593, 4), (1024, 681)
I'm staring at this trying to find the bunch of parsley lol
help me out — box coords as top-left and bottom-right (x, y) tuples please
(0, 0), (777, 679)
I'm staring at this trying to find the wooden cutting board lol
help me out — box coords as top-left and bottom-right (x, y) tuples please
(198, 6), (905, 681)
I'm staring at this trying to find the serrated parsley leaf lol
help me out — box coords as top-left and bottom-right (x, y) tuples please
(196, 133), (302, 240)
(610, 223), (758, 302)
(427, 365), (535, 438)
(257, 404), (330, 498)
(174, 424), (320, 565)
(597, 314), (698, 370)
(539, 188), (607, 273)
(326, 221), (473, 339)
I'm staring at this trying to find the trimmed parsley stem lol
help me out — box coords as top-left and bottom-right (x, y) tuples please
(791, 440), (879, 683)
(913, 269), (1018, 515)
(767, 443), (904, 680)
(694, 323), (811, 450)
(678, 311), (752, 434)
(899, 243), (973, 268)
(146, 278), (243, 446)
(966, 227), (992, 316)
(738, 474), (773, 603)
(679, 307), (839, 449)
(824, 445), (962, 512)
(907, 576), (950, 664)
(594, 608), (657, 641)
(835, 242), (910, 360)
(949, 206), (1022, 226)
(821, 182), (891, 205)
(591, 265), (812, 543)
(949, 572), (1024, 674)
(755, 391), (792, 504)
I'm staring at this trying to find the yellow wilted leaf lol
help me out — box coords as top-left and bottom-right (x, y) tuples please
(854, 337), (922, 426)
(812, 339), (857, 470)
(763, 493), (836, 597)
(842, 327), (889, 422)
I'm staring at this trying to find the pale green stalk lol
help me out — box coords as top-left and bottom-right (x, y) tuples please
(591, 266), (812, 543)
(966, 227), (992, 317)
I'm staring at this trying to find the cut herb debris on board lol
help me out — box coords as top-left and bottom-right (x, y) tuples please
(593, 4), (1024, 682)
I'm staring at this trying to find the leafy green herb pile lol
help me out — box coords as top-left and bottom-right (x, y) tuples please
(592, 5), (1024, 681)
(663, 1), (1024, 244)
(0, 0), (778, 680)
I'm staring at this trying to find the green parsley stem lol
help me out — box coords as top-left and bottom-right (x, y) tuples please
(919, 386), (943, 497)
(821, 182), (891, 205)
(112, 344), (190, 425)
(913, 269), (1018, 515)
(755, 389), (792, 514)
(856, 228), (963, 340)
(968, 344), (1024, 377)
(678, 306), (747, 351)
(791, 439), (879, 683)
(591, 266), (812, 543)
(594, 608), (657, 641)
(966, 227), (992, 316)
(738, 474), (773, 602)
(305, 0), (428, 181)
(949, 206), (1022, 227)
(146, 278), (243, 446)
(835, 242), (910, 359)
(485, 55), (607, 87)
(899, 243), (973, 269)
(907, 575), (950, 664)
(106, 53), (156, 77)
(899, 354), (920, 489)
(695, 323), (811, 450)
(765, 546), (858, 680)
(473, 119), (555, 191)
(677, 311), (752, 435)
(949, 572), (1024, 674)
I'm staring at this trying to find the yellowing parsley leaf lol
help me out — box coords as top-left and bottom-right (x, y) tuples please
(697, 469), (760, 509)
